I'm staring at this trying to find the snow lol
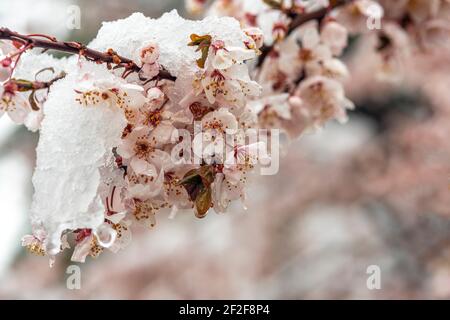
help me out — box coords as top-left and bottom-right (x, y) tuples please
(89, 10), (249, 101)
(29, 63), (127, 255)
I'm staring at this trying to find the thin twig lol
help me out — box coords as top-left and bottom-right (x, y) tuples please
(257, 0), (353, 67)
(0, 27), (176, 81)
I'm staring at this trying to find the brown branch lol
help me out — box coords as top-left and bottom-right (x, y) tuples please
(7, 73), (67, 93)
(257, 0), (353, 67)
(0, 27), (175, 81)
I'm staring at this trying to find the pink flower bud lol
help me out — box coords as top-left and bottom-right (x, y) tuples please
(140, 43), (160, 65)
(1, 57), (12, 68)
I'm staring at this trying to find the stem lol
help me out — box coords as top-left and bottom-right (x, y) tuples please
(257, 0), (353, 67)
(4, 72), (66, 93)
(0, 27), (175, 81)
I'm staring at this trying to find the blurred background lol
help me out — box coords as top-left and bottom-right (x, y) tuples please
(0, 0), (449, 299)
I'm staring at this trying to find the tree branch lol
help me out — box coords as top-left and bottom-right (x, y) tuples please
(0, 27), (175, 81)
(257, 0), (353, 67)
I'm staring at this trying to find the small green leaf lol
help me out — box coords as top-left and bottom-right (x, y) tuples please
(188, 34), (212, 69)
(178, 169), (201, 187)
(198, 165), (214, 186)
(179, 165), (215, 218)
(188, 34), (212, 47)
(195, 185), (212, 218)
(15, 79), (34, 92)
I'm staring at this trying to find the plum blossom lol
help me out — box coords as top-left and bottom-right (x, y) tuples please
(334, 0), (384, 33)
(0, 41), (15, 81)
(75, 73), (147, 124)
(0, 83), (32, 124)
(193, 108), (238, 164)
(295, 75), (354, 127)
(320, 21), (349, 56)
(195, 61), (261, 107)
(139, 43), (161, 79)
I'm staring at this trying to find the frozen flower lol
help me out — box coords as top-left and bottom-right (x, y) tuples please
(278, 21), (333, 80)
(137, 88), (191, 133)
(71, 230), (104, 263)
(138, 42), (161, 79)
(126, 165), (165, 201)
(21, 232), (47, 257)
(109, 219), (132, 253)
(75, 74), (147, 123)
(209, 39), (256, 70)
(22, 229), (69, 266)
(140, 43), (160, 65)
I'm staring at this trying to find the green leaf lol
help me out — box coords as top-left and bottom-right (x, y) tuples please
(198, 165), (215, 186)
(15, 79), (34, 92)
(179, 165), (215, 218)
(188, 34), (212, 47)
(195, 185), (212, 218)
(188, 34), (212, 69)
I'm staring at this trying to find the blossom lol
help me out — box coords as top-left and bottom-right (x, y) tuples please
(213, 141), (268, 213)
(320, 21), (349, 56)
(295, 75), (354, 127)
(139, 43), (161, 79)
(0, 83), (32, 124)
(334, 0), (384, 33)
(117, 126), (174, 175)
(75, 73), (147, 124)
(140, 42), (160, 64)
(278, 21), (333, 80)
(195, 63), (261, 107)
(193, 108), (238, 164)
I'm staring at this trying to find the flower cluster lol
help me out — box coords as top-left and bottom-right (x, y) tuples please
(1, 0), (445, 265)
